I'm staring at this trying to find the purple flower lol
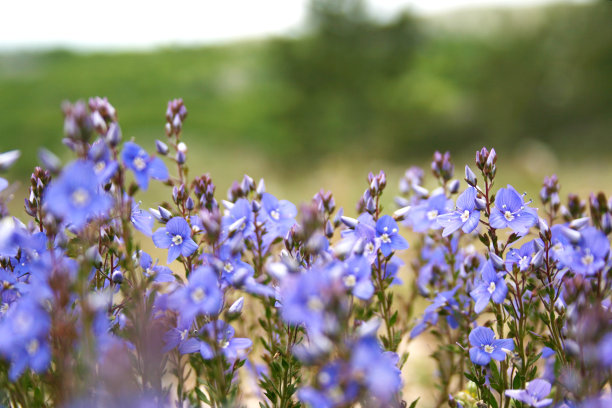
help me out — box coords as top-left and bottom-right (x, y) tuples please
(411, 286), (459, 338)
(489, 185), (538, 235)
(340, 213), (379, 262)
(199, 320), (252, 361)
(152, 217), (198, 263)
(468, 326), (514, 366)
(470, 261), (508, 314)
(406, 193), (453, 232)
(168, 266), (223, 325)
(375, 215), (409, 257)
(505, 379), (553, 407)
(121, 141), (168, 190)
(437, 187), (480, 237)
(44, 160), (113, 229)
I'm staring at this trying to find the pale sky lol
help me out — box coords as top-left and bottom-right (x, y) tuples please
(0, 0), (588, 50)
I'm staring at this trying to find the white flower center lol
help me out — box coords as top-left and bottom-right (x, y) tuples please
(71, 188), (90, 206)
(365, 242), (375, 254)
(191, 287), (206, 303)
(582, 253), (594, 266)
(27, 339), (39, 355)
(180, 329), (188, 341)
(519, 256), (530, 270)
(94, 161), (106, 173)
(307, 297), (324, 312)
(224, 262), (234, 273)
(381, 233), (391, 244)
(318, 372), (331, 385)
(504, 210), (515, 222)
(0, 303), (8, 315)
(270, 210), (280, 220)
(220, 340), (230, 349)
(461, 210), (470, 222)
(133, 156), (147, 171)
(427, 210), (439, 220)
(484, 344), (494, 353)
(172, 235), (183, 245)
(487, 281), (496, 294)
(343, 274), (357, 288)
(2, 280), (11, 290)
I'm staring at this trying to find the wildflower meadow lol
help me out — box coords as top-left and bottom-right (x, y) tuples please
(0, 97), (611, 408)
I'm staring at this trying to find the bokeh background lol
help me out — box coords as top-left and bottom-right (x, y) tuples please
(1, 0), (611, 404)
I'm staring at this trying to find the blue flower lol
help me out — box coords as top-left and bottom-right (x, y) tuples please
(470, 261), (508, 313)
(88, 139), (118, 184)
(199, 320), (252, 361)
(567, 226), (609, 276)
(375, 215), (409, 257)
(437, 187), (480, 237)
(350, 336), (402, 403)
(0, 298), (51, 380)
(339, 213), (379, 262)
(489, 185), (538, 235)
(152, 217), (198, 264)
(44, 160), (113, 230)
(130, 200), (154, 236)
(411, 286), (459, 338)
(168, 266), (223, 325)
(506, 240), (536, 272)
(121, 141), (168, 190)
(468, 326), (514, 366)
(406, 193), (453, 232)
(139, 251), (175, 282)
(505, 379), (553, 407)
(260, 192), (297, 244)
(342, 256), (374, 300)
(221, 198), (254, 239)
(162, 320), (200, 354)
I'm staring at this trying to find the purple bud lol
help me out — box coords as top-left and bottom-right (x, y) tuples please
(256, 178), (266, 196)
(340, 216), (358, 229)
(448, 179), (460, 194)
(465, 165), (477, 186)
(490, 252), (505, 270)
(0, 150), (21, 172)
(569, 217), (590, 230)
(185, 197), (195, 211)
(531, 249), (544, 268)
(155, 140), (169, 155)
(325, 220), (334, 238)
(560, 226), (581, 244)
(158, 206), (172, 221)
(176, 151), (186, 165)
(475, 198), (486, 211)
(112, 270), (124, 284)
(251, 200), (261, 213)
(106, 123), (122, 147)
(38, 148), (61, 173)
(228, 297), (244, 316)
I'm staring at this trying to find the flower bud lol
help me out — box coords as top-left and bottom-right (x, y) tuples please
(112, 270), (124, 284)
(158, 206), (172, 221)
(228, 297), (244, 316)
(0, 150), (20, 172)
(489, 252), (505, 270)
(256, 178), (266, 196)
(175, 151), (186, 165)
(185, 197), (195, 211)
(569, 217), (590, 230)
(448, 179), (460, 194)
(106, 123), (122, 147)
(38, 148), (61, 174)
(155, 140), (169, 155)
(340, 216), (358, 229)
(465, 165), (477, 186)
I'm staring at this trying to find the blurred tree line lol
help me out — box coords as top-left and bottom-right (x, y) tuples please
(1, 0), (611, 176)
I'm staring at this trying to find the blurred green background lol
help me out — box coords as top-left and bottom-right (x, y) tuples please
(2, 0), (612, 207)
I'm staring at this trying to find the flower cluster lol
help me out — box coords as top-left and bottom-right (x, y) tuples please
(0, 99), (611, 408)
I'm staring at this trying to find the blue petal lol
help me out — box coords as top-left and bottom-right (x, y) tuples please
(180, 238), (198, 257)
(469, 347), (491, 366)
(167, 244), (181, 264)
(469, 326), (495, 347)
(152, 228), (172, 248)
(148, 157), (169, 181)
